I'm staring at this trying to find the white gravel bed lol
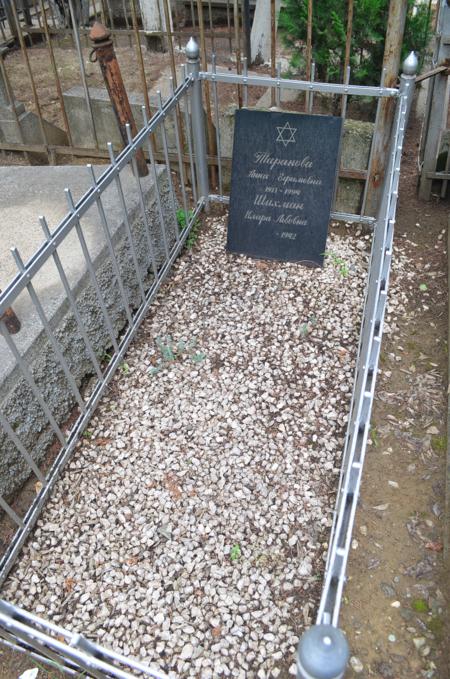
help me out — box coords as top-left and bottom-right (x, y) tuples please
(4, 216), (371, 678)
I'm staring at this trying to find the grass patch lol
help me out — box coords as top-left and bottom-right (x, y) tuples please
(412, 598), (429, 613)
(427, 615), (444, 640)
(177, 208), (200, 248)
(431, 435), (447, 453)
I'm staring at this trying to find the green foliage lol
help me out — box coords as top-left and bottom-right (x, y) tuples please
(431, 435), (447, 453)
(177, 208), (201, 248)
(324, 250), (349, 277)
(412, 598), (429, 613)
(230, 544), (242, 562)
(150, 335), (206, 374)
(279, 0), (432, 85)
(300, 314), (317, 337)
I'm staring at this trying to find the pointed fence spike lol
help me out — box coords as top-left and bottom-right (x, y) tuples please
(107, 142), (116, 164)
(39, 216), (51, 238)
(11, 247), (24, 270)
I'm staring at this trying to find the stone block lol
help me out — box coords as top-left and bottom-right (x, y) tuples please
(0, 164), (178, 498)
(217, 105), (374, 215)
(62, 85), (184, 153)
(0, 103), (68, 152)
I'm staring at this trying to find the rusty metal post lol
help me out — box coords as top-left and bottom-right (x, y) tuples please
(89, 21), (148, 176)
(365, 0), (408, 215)
(304, 0), (313, 111)
(270, 0), (276, 106)
(343, 0), (354, 84)
(0, 292), (21, 334)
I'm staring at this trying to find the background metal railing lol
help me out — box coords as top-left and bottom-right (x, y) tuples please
(0, 38), (417, 679)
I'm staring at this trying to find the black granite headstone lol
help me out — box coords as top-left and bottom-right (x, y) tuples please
(226, 109), (343, 265)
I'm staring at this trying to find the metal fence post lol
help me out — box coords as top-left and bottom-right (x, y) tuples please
(400, 51), (418, 127)
(89, 21), (148, 177)
(185, 37), (209, 205)
(296, 624), (349, 679)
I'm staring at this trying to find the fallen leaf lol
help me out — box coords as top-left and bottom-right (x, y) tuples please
(165, 474), (182, 499)
(425, 541), (443, 552)
(19, 669), (39, 679)
(373, 503), (390, 511)
(426, 426), (439, 435)
(34, 481), (43, 494)
(63, 577), (75, 593)
(211, 626), (222, 638)
(94, 437), (112, 446)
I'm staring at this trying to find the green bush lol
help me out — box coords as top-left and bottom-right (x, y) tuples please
(279, 0), (432, 85)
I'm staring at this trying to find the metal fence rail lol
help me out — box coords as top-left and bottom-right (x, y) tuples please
(0, 39), (417, 679)
(0, 69), (201, 582)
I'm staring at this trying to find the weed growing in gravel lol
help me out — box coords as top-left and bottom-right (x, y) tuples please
(412, 598), (428, 613)
(431, 435), (447, 452)
(177, 208), (200, 248)
(102, 351), (130, 375)
(300, 314), (317, 337)
(369, 426), (379, 447)
(230, 544), (242, 562)
(324, 251), (349, 277)
(150, 335), (206, 374)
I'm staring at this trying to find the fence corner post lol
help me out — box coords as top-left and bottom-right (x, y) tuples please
(185, 37), (209, 207)
(296, 624), (349, 679)
(400, 51), (418, 126)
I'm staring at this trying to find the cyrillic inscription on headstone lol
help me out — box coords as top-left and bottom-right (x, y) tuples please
(226, 109), (342, 265)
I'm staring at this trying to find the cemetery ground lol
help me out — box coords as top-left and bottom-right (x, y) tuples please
(0, 105), (449, 678)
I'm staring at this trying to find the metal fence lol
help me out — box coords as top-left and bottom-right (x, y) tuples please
(0, 38), (417, 679)
(0, 0), (387, 168)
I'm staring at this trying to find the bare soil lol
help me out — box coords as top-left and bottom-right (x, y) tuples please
(340, 111), (449, 678)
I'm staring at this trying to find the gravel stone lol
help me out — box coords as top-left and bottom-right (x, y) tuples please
(3, 218), (394, 677)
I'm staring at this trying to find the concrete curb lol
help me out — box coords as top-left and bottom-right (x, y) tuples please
(0, 164), (178, 499)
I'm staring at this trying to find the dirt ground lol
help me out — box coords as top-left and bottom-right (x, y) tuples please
(339, 110), (449, 678)
(0, 97), (448, 677)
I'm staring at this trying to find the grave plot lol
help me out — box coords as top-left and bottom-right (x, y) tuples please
(1, 214), (376, 678)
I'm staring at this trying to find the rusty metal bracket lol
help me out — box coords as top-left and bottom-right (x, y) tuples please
(0, 291), (21, 334)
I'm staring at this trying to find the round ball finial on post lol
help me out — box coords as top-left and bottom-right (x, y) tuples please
(297, 625), (350, 679)
(185, 37), (200, 61)
(402, 51), (419, 76)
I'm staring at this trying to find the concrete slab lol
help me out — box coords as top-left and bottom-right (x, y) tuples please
(0, 163), (178, 497)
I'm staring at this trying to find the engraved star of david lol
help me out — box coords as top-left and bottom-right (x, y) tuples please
(276, 121), (297, 147)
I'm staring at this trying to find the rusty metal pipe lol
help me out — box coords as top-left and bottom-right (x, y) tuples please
(89, 22), (148, 176)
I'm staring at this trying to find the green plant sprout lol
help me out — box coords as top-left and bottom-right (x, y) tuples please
(230, 544), (242, 562)
(324, 251), (349, 277)
(300, 314), (318, 337)
(150, 335), (206, 374)
(177, 208), (201, 248)
(369, 426), (379, 447)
